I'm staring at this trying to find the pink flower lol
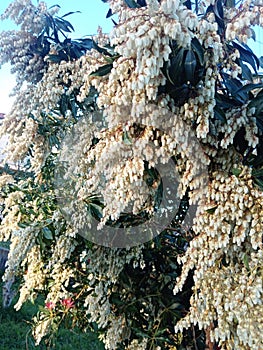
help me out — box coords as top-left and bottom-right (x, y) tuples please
(45, 301), (55, 310)
(60, 297), (74, 309)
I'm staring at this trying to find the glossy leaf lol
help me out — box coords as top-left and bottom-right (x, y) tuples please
(42, 227), (53, 240)
(92, 40), (113, 56)
(61, 11), (81, 18)
(167, 48), (184, 86)
(90, 63), (113, 77)
(191, 37), (204, 65)
(106, 8), (113, 18)
(124, 0), (141, 8)
(184, 50), (197, 84)
(232, 41), (259, 73)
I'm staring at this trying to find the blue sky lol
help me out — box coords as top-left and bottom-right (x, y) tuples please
(0, 0), (114, 113)
(0, 0), (263, 113)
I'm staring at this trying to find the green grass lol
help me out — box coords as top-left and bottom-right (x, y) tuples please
(0, 271), (105, 350)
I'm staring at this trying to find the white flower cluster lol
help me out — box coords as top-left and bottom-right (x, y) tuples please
(225, 1), (262, 43)
(82, 246), (144, 348)
(219, 106), (259, 150)
(0, 0), (60, 90)
(174, 167), (263, 349)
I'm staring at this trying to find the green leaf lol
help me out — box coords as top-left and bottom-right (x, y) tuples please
(92, 40), (112, 57)
(231, 168), (242, 177)
(106, 8), (113, 18)
(235, 83), (263, 96)
(191, 37), (204, 65)
(61, 11), (81, 18)
(168, 302), (181, 310)
(232, 41), (259, 73)
(214, 105), (226, 122)
(206, 206), (218, 214)
(124, 0), (141, 8)
(252, 167), (263, 178)
(42, 227), (53, 240)
(123, 131), (132, 145)
(239, 60), (253, 81)
(167, 48), (185, 86)
(54, 17), (74, 32)
(184, 50), (197, 84)
(89, 203), (103, 220)
(243, 253), (249, 270)
(90, 63), (113, 77)
(47, 54), (61, 63)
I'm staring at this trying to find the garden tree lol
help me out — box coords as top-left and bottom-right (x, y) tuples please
(0, 0), (263, 349)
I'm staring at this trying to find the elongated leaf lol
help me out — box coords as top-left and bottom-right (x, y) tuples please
(89, 203), (103, 220)
(214, 105), (226, 122)
(61, 11), (81, 18)
(47, 54), (66, 63)
(191, 37), (204, 65)
(124, 0), (141, 8)
(183, 0), (192, 9)
(49, 4), (61, 9)
(106, 8), (113, 18)
(206, 206), (218, 214)
(92, 40), (112, 56)
(167, 48), (185, 86)
(235, 83), (263, 96)
(42, 227), (53, 240)
(90, 63), (113, 77)
(184, 50), (197, 84)
(76, 38), (93, 50)
(216, 93), (242, 109)
(239, 60), (253, 81)
(137, 0), (147, 5)
(214, 0), (224, 20)
(232, 41), (259, 73)
(55, 18), (74, 32)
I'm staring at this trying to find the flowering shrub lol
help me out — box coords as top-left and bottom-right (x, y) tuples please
(0, 0), (263, 349)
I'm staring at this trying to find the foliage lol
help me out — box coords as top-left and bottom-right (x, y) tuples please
(0, 1), (263, 350)
(0, 271), (104, 350)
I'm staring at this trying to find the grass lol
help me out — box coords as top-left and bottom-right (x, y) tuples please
(0, 270), (105, 350)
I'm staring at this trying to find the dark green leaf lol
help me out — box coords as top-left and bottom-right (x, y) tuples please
(124, 0), (141, 8)
(184, 50), (197, 84)
(49, 4), (61, 9)
(214, 105), (226, 122)
(183, 0), (192, 10)
(231, 168), (242, 177)
(47, 54), (65, 63)
(42, 227), (53, 240)
(252, 167), (263, 178)
(232, 41), (259, 73)
(123, 131), (132, 145)
(76, 38), (93, 50)
(61, 11), (81, 18)
(89, 204), (103, 220)
(106, 8), (113, 18)
(239, 60), (253, 81)
(206, 206), (218, 214)
(92, 40), (112, 56)
(243, 253), (249, 270)
(191, 37), (204, 65)
(214, 0), (224, 20)
(55, 18), (74, 32)
(235, 83), (263, 96)
(90, 63), (113, 77)
(167, 48), (185, 86)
